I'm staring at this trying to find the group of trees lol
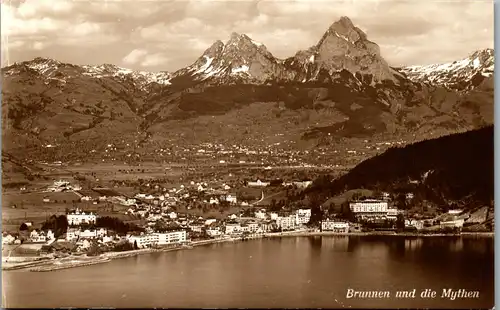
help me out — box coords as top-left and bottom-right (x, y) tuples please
(39, 215), (144, 237)
(112, 240), (135, 252)
(95, 216), (144, 235)
(153, 221), (182, 233)
(41, 215), (69, 238)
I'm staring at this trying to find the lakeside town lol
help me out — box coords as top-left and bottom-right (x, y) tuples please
(2, 176), (494, 272)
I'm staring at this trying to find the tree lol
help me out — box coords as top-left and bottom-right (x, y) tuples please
(87, 243), (102, 256)
(396, 214), (405, 230)
(338, 201), (356, 222)
(307, 194), (324, 226)
(134, 240), (139, 249)
(394, 194), (408, 210)
(328, 203), (337, 216)
(41, 215), (69, 237)
(351, 192), (362, 201)
(19, 223), (29, 231)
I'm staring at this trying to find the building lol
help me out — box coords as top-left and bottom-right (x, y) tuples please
(440, 218), (465, 229)
(205, 218), (217, 226)
(260, 221), (275, 232)
(225, 194), (237, 204)
(349, 200), (393, 220)
(247, 221), (259, 233)
(255, 209), (267, 220)
(225, 223), (241, 235)
(189, 224), (204, 233)
(293, 181), (313, 189)
(405, 219), (424, 230)
(209, 197), (220, 205)
(157, 231), (187, 244)
(67, 208), (97, 226)
(81, 228), (107, 239)
(66, 228), (80, 241)
(128, 231), (187, 248)
(29, 230), (47, 243)
(276, 215), (296, 230)
(66, 228), (107, 241)
(80, 196), (92, 201)
(321, 220), (349, 233)
(386, 208), (399, 220)
(47, 230), (55, 241)
(47, 180), (71, 192)
(295, 209), (312, 225)
(206, 227), (223, 237)
(247, 180), (270, 187)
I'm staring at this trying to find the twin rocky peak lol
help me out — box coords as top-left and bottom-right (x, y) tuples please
(181, 16), (397, 84)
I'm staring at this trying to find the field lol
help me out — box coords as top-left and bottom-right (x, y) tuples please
(254, 190), (288, 206)
(2, 191), (81, 230)
(3, 191), (81, 207)
(1, 189), (135, 233)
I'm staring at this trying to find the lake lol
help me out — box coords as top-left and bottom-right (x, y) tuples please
(2, 236), (494, 308)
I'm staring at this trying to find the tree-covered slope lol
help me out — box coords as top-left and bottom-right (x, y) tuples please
(310, 126), (494, 206)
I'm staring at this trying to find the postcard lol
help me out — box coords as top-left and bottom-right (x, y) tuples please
(1, 0), (495, 309)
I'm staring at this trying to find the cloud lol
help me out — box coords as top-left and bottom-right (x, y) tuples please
(33, 41), (45, 50)
(0, 0), (494, 70)
(123, 49), (148, 65)
(141, 53), (169, 67)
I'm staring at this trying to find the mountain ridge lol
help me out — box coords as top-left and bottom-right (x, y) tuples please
(1, 16), (494, 164)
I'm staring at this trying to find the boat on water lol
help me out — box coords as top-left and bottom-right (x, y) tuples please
(181, 244), (193, 249)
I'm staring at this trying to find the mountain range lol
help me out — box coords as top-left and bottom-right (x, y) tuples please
(1, 16), (494, 162)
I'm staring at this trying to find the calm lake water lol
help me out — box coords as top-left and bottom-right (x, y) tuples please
(3, 236), (494, 309)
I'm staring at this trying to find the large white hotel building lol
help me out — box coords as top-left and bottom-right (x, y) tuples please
(128, 231), (187, 248)
(349, 199), (398, 220)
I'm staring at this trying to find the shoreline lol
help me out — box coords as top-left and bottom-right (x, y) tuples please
(4, 231), (493, 272)
(261, 230), (495, 238)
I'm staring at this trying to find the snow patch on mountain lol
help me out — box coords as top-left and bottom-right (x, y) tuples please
(231, 65), (250, 74)
(334, 31), (352, 43)
(194, 56), (214, 74)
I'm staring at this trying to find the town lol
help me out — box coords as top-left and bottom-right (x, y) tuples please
(2, 174), (493, 272)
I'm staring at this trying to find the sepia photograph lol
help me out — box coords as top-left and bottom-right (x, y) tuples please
(1, 0), (495, 309)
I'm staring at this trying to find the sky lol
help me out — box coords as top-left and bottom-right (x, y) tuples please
(1, 0), (494, 72)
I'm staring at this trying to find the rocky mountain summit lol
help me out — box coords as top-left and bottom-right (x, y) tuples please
(286, 16), (400, 83)
(172, 32), (282, 84)
(174, 17), (403, 85)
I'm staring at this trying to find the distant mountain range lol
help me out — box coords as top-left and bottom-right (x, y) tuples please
(1, 16), (494, 162)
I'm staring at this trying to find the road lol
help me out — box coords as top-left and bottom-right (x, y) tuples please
(252, 191), (284, 206)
